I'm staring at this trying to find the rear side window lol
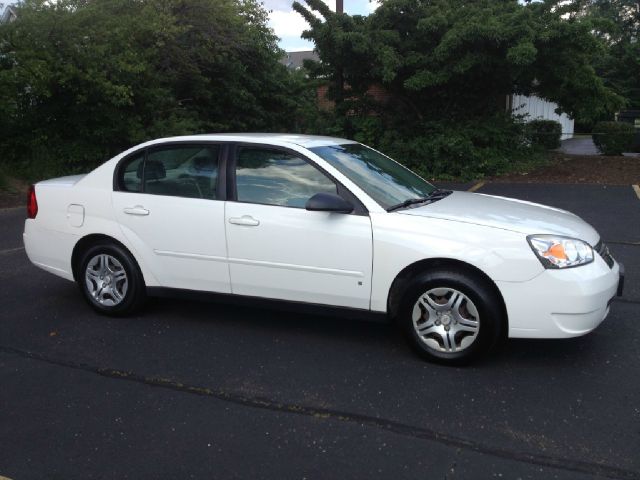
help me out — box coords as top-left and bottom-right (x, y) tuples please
(118, 145), (220, 200)
(235, 148), (336, 208)
(121, 152), (144, 192)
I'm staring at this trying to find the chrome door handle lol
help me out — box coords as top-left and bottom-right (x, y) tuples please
(123, 206), (150, 216)
(228, 215), (260, 227)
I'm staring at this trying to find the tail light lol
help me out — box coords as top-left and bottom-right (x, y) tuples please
(27, 185), (38, 219)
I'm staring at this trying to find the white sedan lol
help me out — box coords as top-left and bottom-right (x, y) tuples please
(23, 134), (624, 364)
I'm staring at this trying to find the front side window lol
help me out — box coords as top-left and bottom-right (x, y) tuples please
(119, 145), (220, 199)
(235, 148), (336, 208)
(310, 143), (436, 210)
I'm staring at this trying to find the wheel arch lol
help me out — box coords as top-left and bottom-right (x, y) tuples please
(387, 258), (508, 329)
(71, 234), (143, 283)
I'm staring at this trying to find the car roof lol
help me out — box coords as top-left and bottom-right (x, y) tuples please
(151, 133), (358, 149)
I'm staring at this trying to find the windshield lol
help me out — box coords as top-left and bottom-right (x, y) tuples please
(310, 143), (436, 210)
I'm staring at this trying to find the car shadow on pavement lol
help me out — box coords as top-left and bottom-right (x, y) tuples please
(145, 295), (402, 346)
(145, 294), (606, 368)
(490, 336), (599, 366)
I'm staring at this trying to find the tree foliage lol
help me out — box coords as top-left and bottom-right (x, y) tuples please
(581, 0), (640, 110)
(0, 0), (296, 176)
(295, 0), (623, 122)
(293, 0), (625, 179)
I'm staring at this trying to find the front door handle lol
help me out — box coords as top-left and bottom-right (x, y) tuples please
(228, 215), (260, 227)
(123, 206), (150, 216)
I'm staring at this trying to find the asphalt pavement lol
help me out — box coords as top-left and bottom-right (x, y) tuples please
(1, 183), (639, 480)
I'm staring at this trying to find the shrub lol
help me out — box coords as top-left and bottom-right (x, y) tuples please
(323, 115), (547, 181)
(592, 121), (635, 155)
(526, 120), (562, 149)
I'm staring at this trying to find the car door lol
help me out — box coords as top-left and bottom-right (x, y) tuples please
(225, 145), (373, 309)
(112, 142), (230, 293)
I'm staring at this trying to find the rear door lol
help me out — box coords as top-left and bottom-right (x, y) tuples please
(224, 145), (373, 309)
(112, 142), (230, 293)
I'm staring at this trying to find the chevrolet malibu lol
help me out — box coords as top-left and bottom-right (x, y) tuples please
(23, 134), (624, 364)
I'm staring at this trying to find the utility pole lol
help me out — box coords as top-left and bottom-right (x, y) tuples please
(335, 0), (344, 108)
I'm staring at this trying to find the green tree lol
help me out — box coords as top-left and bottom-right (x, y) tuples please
(293, 0), (624, 179)
(582, 0), (640, 109)
(295, 0), (622, 123)
(0, 0), (296, 177)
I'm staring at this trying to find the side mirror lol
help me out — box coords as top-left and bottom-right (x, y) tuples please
(305, 192), (354, 214)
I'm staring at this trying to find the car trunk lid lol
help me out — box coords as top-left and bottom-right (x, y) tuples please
(37, 174), (87, 187)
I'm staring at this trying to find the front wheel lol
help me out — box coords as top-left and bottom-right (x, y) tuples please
(78, 242), (146, 316)
(397, 269), (505, 365)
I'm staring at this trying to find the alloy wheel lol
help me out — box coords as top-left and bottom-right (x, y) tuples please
(411, 287), (480, 353)
(85, 254), (128, 306)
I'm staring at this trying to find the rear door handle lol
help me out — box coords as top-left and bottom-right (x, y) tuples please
(123, 206), (150, 216)
(228, 215), (260, 227)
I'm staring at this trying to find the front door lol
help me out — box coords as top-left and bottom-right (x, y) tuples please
(112, 143), (230, 293)
(225, 145), (373, 309)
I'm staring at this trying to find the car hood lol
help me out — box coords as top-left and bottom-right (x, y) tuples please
(398, 191), (600, 245)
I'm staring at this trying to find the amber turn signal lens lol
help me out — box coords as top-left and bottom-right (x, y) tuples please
(544, 243), (567, 260)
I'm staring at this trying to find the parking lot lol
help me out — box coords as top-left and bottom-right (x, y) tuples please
(1, 182), (639, 480)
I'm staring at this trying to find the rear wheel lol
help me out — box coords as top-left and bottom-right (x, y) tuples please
(78, 242), (146, 316)
(397, 269), (504, 365)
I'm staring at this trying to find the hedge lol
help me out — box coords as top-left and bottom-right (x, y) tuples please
(592, 121), (635, 155)
(526, 119), (562, 149)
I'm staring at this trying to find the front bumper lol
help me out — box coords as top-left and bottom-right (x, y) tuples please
(498, 254), (622, 339)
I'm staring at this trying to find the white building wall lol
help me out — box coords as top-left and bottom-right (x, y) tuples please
(512, 94), (574, 139)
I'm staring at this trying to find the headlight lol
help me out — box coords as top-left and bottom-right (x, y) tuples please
(527, 235), (594, 269)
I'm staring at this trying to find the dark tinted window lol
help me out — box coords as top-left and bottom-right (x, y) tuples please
(235, 148), (336, 208)
(119, 145), (220, 199)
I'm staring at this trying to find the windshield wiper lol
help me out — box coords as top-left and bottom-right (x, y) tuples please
(387, 197), (431, 212)
(386, 189), (452, 212)
(427, 188), (453, 198)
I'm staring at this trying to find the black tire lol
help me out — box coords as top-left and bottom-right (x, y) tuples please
(77, 242), (146, 316)
(397, 269), (505, 365)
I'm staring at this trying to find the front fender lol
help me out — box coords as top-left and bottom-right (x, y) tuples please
(369, 212), (544, 312)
